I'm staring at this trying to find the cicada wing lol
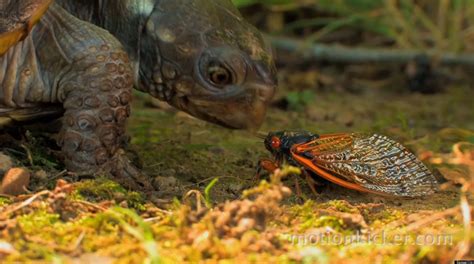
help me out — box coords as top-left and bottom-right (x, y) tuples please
(292, 133), (438, 197)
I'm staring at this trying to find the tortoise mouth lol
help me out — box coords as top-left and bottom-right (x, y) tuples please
(171, 92), (270, 130)
(175, 96), (239, 129)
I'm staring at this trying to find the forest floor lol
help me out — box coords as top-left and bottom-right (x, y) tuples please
(0, 66), (473, 263)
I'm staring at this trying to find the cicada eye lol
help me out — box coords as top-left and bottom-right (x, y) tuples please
(207, 63), (233, 87)
(271, 136), (281, 149)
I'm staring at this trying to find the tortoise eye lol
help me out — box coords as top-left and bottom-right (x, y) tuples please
(271, 136), (281, 149)
(208, 63), (233, 86)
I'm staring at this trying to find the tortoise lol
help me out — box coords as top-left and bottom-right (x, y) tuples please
(0, 0), (277, 190)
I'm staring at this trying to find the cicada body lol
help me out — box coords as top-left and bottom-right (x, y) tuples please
(261, 131), (438, 197)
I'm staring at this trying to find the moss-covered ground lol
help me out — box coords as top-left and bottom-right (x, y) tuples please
(0, 67), (473, 263)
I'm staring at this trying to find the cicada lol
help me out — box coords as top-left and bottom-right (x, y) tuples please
(258, 131), (438, 197)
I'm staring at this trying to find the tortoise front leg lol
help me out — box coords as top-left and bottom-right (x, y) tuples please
(57, 44), (153, 191)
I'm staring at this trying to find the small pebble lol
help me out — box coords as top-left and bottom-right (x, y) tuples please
(0, 168), (31, 195)
(154, 176), (177, 188)
(0, 152), (13, 175)
(228, 183), (243, 194)
(69, 253), (114, 264)
(119, 200), (129, 208)
(208, 146), (225, 155)
(0, 240), (17, 255)
(160, 168), (176, 177)
(34, 170), (48, 180)
(113, 192), (126, 201)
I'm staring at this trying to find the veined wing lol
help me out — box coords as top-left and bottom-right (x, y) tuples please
(292, 133), (438, 197)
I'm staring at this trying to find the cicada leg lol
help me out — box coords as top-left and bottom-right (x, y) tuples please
(301, 170), (318, 196)
(255, 158), (279, 181)
(256, 158), (328, 199)
(294, 174), (303, 198)
(304, 169), (331, 195)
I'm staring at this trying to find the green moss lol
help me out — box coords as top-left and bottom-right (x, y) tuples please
(370, 209), (406, 227)
(8, 207), (159, 262)
(10, 242), (56, 261)
(292, 200), (315, 215)
(23, 133), (61, 170)
(71, 178), (145, 211)
(291, 201), (348, 232)
(72, 178), (125, 199)
(0, 196), (12, 206)
(18, 210), (60, 233)
(311, 216), (345, 232)
(319, 200), (357, 213)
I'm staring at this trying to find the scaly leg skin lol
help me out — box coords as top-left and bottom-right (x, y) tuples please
(57, 44), (153, 192)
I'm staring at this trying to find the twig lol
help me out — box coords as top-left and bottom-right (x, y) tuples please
(0, 190), (50, 218)
(183, 175), (248, 189)
(142, 216), (171, 225)
(0, 193), (14, 199)
(19, 144), (33, 166)
(22, 231), (85, 254)
(74, 200), (107, 212)
(147, 207), (172, 215)
(183, 190), (204, 212)
(50, 170), (68, 180)
(371, 206), (462, 236)
(71, 231), (86, 252)
(405, 206), (460, 232)
(455, 190), (472, 260)
(269, 36), (474, 67)
(2, 148), (25, 157)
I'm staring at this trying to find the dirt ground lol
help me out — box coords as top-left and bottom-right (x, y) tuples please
(0, 66), (473, 263)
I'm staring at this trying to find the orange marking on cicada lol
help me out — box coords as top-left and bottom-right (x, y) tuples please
(290, 146), (391, 196)
(294, 133), (353, 153)
(318, 133), (349, 139)
(258, 158), (279, 173)
(255, 158), (279, 181)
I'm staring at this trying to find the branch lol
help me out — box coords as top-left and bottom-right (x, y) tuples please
(269, 36), (474, 67)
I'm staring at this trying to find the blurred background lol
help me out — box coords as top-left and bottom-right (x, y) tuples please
(224, 0), (474, 139)
(233, 0), (474, 94)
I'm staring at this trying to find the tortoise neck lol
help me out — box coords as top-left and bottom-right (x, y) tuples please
(57, 0), (154, 61)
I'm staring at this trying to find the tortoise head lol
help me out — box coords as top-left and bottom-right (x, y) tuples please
(138, 0), (277, 129)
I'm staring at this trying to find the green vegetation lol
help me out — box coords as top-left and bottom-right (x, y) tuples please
(235, 0), (474, 52)
(72, 178), (146, 211)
